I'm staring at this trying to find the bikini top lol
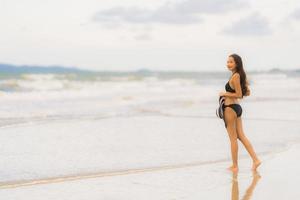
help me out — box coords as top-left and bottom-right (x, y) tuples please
(225, 72), (237, 93)
(225, 81), (235, 93)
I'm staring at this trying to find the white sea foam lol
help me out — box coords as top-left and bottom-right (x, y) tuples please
(0, 71), (299, 122)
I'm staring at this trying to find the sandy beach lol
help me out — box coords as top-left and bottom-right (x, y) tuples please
(0, 139), (299, 199)
(0, 113), (299, 199)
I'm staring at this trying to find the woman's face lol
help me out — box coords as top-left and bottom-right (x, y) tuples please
(227, 56), (237, 72)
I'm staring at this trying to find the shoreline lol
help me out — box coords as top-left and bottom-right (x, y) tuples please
(0, 142), (292, 190)
(0, 142), (300, 199)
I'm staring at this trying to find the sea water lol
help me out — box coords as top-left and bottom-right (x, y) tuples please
(0, 70), (299, 183)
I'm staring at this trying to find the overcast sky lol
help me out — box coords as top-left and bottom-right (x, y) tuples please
(0, 0), (299, 71)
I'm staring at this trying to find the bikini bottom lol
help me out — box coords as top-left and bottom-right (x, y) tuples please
(222, 104), (242, 128)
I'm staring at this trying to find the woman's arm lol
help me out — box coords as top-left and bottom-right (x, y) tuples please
(219, 73), (243, 98)
(245, 80), (250, 96)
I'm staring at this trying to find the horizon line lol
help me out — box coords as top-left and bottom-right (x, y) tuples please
(0, 62), (299, 73)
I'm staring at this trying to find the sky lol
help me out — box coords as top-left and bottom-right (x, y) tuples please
(0, 0), (299, 71)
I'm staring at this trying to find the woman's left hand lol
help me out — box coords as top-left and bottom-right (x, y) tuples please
(219, 91), (226, 97)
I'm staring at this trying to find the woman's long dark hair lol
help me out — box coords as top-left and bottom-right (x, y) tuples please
(229, 54), (249, 98)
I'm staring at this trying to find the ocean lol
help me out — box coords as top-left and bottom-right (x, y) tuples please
(0, 70), (300, 184)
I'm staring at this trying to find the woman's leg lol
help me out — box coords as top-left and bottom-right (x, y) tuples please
(224, 107), (239, 171)
(236, 117), (261, 170)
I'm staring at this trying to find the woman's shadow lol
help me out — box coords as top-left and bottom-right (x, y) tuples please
(231, 171), (261, 200)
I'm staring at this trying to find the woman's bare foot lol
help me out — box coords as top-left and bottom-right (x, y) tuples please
(227, 165), (239, 172)
(252, 159), (261, 171)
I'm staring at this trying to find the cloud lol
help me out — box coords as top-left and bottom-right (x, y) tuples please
(290, 8), (300, 20)
(91, 0), (248, 26)
(221, 12), (272, 36)
(133, 33), (152, 41)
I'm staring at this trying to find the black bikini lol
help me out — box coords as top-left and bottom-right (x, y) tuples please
(223, 75), (243, 126)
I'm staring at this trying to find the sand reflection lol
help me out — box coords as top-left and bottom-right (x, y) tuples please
(231, 171), (261, 200)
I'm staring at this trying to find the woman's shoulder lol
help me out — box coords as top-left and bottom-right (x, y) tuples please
(232, 72), (240, 78)
(230, 72), (240, 82)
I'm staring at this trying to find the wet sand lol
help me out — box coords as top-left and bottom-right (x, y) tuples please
(0, 142), (299, 199)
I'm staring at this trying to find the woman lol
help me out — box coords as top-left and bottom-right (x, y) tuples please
(219, 54), (261, 172)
